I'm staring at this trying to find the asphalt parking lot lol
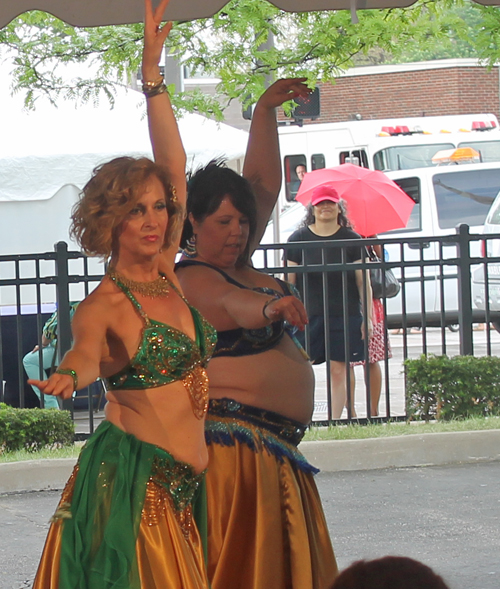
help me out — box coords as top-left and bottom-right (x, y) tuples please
(0, 460), (498, 589)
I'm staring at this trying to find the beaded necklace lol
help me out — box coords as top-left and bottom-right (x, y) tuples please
(107, 267), (170, 298)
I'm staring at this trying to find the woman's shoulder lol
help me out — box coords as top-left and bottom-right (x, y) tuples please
(175, 260), (234, 295)
(76, 278), (126, 318)
(287, 225), (311, 241)
(340, 226), (362, 240)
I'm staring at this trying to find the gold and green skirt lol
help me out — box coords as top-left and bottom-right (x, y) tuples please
(33, 420), (209, 589)
(205, 398), (338, 589)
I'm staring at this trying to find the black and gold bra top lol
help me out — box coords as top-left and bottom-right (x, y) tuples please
(176, 260), (301, 358)
(106, 275), (217, 419)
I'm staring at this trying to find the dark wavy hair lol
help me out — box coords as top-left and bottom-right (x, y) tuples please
(330, 556), (450, 589)
(182, 159), (257, 266)
(299, 198), (352, 229)
(71, 157), (182, 258)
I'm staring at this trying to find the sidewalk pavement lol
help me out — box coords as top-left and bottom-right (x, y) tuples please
(1, 432), (499, 589)
(1, 429), (499, 494)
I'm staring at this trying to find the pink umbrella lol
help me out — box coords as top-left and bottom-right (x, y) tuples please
(295, 163), (415, 237)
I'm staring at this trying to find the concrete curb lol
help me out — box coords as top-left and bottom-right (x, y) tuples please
(1, 430), (500, 494)
(0, 458), (76, 494)
(300, 429), (500, 472)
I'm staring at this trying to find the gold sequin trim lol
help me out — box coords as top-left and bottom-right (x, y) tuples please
(183, 365), (209, 420)
(142, 478), (194, 539)
(50, 464), (79, 522)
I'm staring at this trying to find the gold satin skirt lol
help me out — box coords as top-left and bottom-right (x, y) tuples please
(34, 487), (209, 589)
(33, 421), (209, 589)
(205, 399), (338, 589)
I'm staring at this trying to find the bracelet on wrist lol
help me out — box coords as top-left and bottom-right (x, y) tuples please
(262, 295), (280, 320)
(142, 75), (164, 88)
(143, 83), (168, 98)
(142, 76), (168, 98)
(55, 368), (78, 391)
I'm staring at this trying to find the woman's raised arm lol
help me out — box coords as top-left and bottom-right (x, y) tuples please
(243, 79), (310, 253)
(143, 0), (187, 262)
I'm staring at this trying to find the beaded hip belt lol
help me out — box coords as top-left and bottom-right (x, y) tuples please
(205, 398), (318, 475)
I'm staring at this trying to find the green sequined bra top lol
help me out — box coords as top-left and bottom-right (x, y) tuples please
(106, 276), (217, 411)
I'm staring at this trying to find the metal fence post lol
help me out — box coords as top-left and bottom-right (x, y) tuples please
(456, 224), (474, 356)
(54, 241), (73, 413)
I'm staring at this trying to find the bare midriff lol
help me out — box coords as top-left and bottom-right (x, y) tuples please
(104, 382), (208, 473)
(207, 334), (314, 425)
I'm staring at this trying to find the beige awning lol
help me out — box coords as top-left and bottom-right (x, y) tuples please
(2, 0), (497, 29)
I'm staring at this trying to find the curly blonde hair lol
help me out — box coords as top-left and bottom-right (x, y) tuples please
(71, 157), (183, 258)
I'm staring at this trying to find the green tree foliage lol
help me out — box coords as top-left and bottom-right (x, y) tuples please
(0, 0), (494, 116)
(473, 3), (500, 67)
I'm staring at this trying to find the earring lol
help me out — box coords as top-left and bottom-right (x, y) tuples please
(184, 234), (197, 258)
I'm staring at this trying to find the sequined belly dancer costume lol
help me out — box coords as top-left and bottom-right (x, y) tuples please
(176, 260), (338, 589)
(33, 277), (216, 589)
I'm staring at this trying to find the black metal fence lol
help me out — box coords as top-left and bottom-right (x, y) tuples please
(1, 226), (500, 435)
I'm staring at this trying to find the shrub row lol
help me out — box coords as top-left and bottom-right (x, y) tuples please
(405, 354), (500, 421)
(0, 403), (74, 452)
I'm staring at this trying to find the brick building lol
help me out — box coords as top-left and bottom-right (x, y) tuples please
(278, 59), (500, 126)
(185, 59), (500, 131)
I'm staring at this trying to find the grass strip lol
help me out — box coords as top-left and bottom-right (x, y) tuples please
(303, 416), (500, 441)
(1, 417), (499, 462)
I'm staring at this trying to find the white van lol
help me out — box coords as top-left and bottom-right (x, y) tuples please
(382, 162), (500, 324)
(472, 190), (500, 315)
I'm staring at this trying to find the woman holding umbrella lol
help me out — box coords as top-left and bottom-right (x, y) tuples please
(286, 183), (372, 419)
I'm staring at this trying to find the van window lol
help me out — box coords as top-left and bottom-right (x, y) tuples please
(433, 168), (500, 230)
(458, 140), (500, 164)
(373, 143), (454, 171)
(390, 177), (421, 232)
(487, 197), (500, 225)
(339, 150), (368, 168)
(311, 154), (325, 170)
(284, 155), (307, 202)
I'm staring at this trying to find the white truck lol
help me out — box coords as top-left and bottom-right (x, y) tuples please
(259, 114), (500, 327)
(278, 112), (500, 205)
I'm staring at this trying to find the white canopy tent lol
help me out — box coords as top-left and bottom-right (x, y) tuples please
(0, 77), (248, 203)
(0, 67), (249, 255)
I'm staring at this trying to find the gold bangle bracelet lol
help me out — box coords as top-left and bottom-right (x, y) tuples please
(141, 75), (164, 88)
(55, 368), (78, 391)
(141, 76), (164, 94)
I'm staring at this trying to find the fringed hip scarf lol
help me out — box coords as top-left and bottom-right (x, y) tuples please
(205, 397), (318, 475)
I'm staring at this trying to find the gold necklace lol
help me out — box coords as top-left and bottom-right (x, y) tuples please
(107, 267), (170, 298)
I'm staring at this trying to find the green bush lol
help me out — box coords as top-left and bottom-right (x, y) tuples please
(0, 403), (74, 453)
(404, 355), (500, 421)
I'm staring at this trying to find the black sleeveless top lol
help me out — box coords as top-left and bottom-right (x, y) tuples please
(175, 260), (301, 358)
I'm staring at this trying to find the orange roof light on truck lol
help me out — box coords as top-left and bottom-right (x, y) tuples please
(431, 147), (481, 165)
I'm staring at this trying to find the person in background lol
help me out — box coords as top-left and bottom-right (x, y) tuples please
(351, 240), (392, 417)
(173, 81), (338, 588)
(286, 184), (372, 419)
(296, 163), (307, 182)
(330, 556), (450, 589)
(22, 302), (79, 409)
(30, 1), (216, 587)
(289, 162), (307, 199)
